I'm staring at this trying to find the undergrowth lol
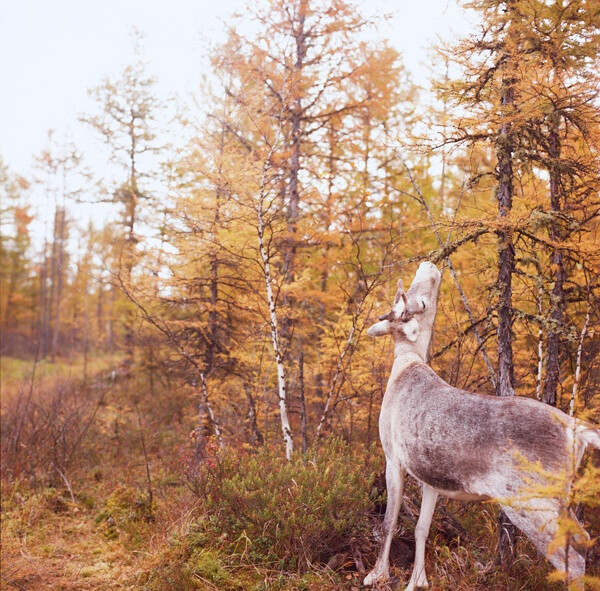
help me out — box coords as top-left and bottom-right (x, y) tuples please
(182, 438), (382, 570)
(139, 439), (383, 590)
(1, 356), (598, 591)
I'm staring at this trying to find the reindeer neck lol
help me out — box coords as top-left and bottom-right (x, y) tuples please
(392, 341), (425, 375)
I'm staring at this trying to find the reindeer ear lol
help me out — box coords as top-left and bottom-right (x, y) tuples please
(367, 319), (391, 337)
(402, 318), (419, 342)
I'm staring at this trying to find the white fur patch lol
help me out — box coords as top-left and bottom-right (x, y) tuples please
(403, 318), (419, 342)
(393, 296), (406, 317)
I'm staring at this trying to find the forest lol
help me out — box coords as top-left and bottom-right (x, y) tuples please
(1, 0), (599, 589)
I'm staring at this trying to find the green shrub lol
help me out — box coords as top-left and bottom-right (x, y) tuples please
(95, 484), (154, 541)
(185, 438), (382, 570)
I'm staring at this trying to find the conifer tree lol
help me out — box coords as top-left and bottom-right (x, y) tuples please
(34, 133), (86, 359)
(82, 59), (162, 365)
(172, 0), (418, 455)
(0, 160), (33, 354)
(435, 0), (600, 567)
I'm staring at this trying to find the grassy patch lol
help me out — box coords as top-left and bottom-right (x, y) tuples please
(2, 359), (598, 591)
(0, 354), (120, 386)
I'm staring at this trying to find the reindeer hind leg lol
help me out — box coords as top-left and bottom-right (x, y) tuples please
(500, 501), (587, 589)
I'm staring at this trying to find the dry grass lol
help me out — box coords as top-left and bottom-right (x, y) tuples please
(1, 490), (132, 590)
(1, 356), (598, 591)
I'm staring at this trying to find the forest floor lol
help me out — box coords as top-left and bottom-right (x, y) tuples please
(2, 499), (134, 590)
(1, 356), (599, 591)
(1, 356), (136, 590)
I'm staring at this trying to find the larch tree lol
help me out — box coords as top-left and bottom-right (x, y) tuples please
(82, 59), (163, 365)
(214, 3), (383, 316)
(34, 133), (87, 360)
(435, 0), (600, 568)
(168, 85), (257, 453)
(0, 160), (33, 354)
(519, 0), (600, 408)
(203, 0), (418, 454)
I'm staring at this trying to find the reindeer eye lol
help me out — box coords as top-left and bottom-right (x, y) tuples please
(421, 300), (427, 311)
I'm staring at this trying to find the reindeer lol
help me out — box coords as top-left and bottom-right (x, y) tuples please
(364, 261), (600, 591)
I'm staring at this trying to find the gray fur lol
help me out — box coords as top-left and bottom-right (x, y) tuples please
(389, 364), (570, 493)
(363, 262), (599, 591)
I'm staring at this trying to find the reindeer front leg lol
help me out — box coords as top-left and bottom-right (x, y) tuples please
(364, 461), (405, 586)
(405, 484), (438, 591)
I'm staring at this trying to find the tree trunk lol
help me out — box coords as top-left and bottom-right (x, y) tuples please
(258, 163), (294, 460)
(495, 148), (515, 399)
(244, 384), (264, 447)
(51, 207), (67, 361)
(495, 74), (518, 568)
(106, 286), (114, 351)
(83, 276), (90, 384)
(198, 372), (223, 448)
(39, 240), (51, 358)
(47, 211), (59, 359)
(2, 248), (22, 333)
(282, 0), (307, 285)
(122, 115), (139, 366)
(314, 121), (339, 405)
(206, 175), (223, 372)
(299, 351), (308, 455)
(542, 117), (564, 407)
(122, 188), (136, 366)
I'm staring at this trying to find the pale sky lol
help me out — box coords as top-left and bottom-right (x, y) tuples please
(1, 0), (474, 253)
(0, 0), (472, 175)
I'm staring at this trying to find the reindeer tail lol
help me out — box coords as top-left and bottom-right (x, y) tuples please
(576, 422), (600, 450)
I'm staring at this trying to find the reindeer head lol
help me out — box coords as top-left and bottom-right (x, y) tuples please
(367, 262), (441, 357)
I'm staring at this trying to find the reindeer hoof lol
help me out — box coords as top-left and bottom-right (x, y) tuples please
(404, 578), (428, 591)
(363, 569), (388, 586)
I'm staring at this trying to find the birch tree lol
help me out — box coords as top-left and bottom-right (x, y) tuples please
(257, 144), (295, 459)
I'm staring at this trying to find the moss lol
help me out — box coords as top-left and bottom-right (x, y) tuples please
(186, 549), (231, 586)
(95, 485), (155, 541)
(79, 561), (112, 578)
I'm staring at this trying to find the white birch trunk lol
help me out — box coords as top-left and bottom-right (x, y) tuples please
(257, 159), (294, 460)
(570, 302), (590, 417)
